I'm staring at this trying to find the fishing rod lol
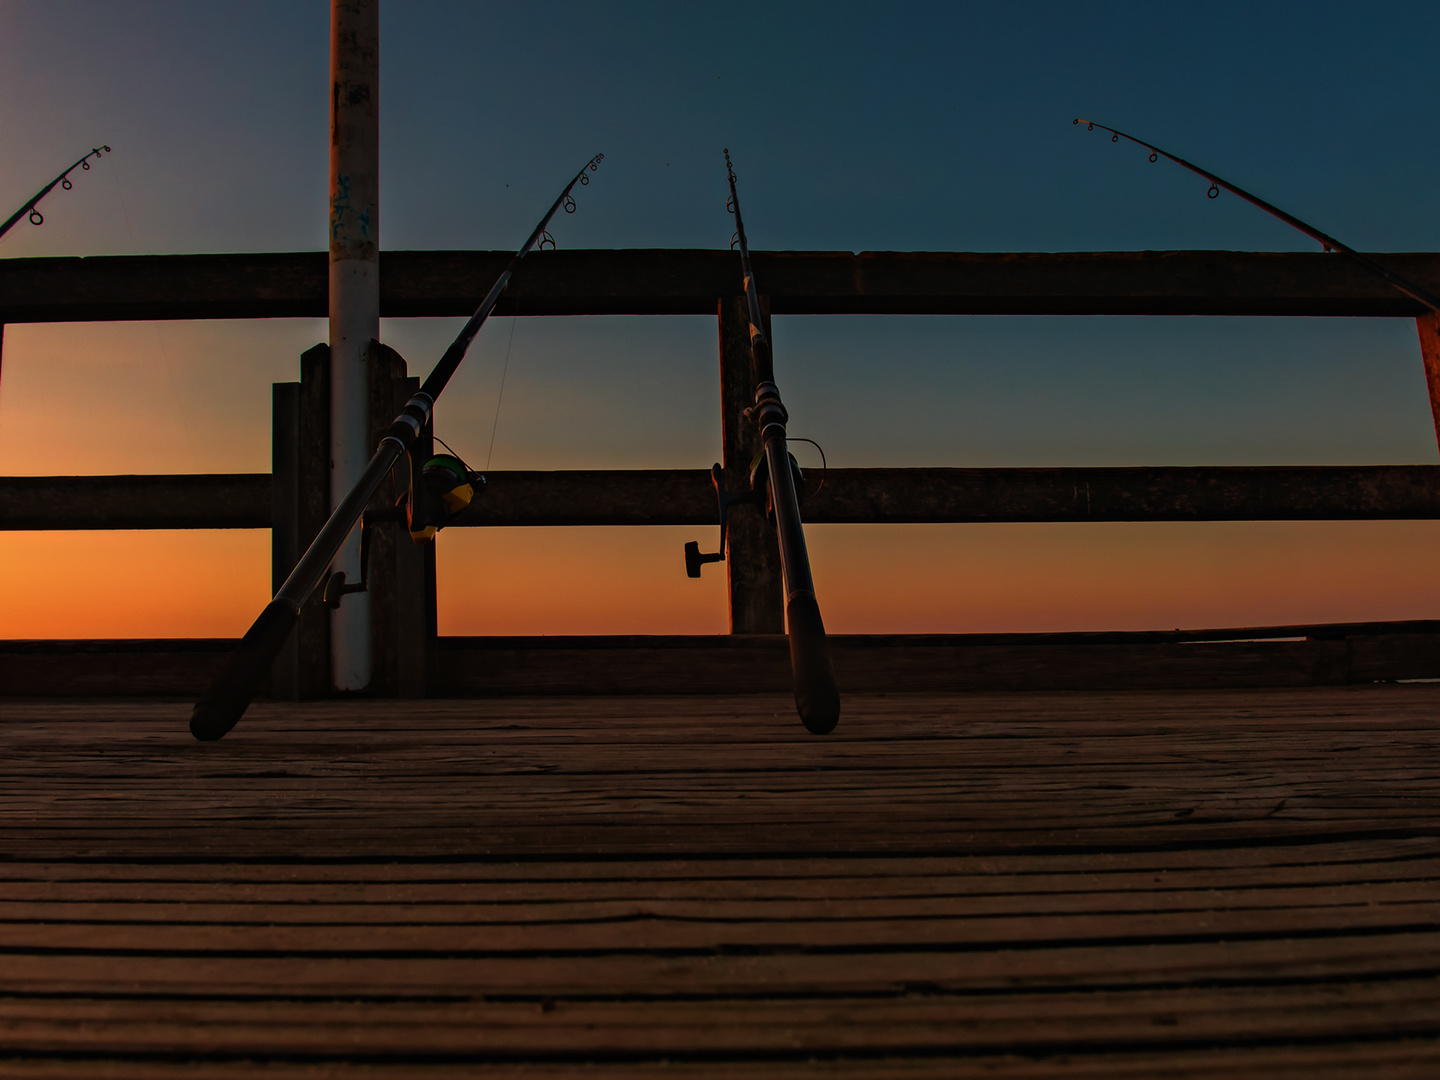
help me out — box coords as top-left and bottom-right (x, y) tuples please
(190, 152), (604, 742)
(1074, 119), (1440, 313)
(685, 149), (840, 735)
(0, 146), (112, 242)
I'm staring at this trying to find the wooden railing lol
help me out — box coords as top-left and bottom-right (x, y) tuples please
(6, 466), (1440, 530)
(4, 249), (1440, 319)
(4, 249), (1440, 696)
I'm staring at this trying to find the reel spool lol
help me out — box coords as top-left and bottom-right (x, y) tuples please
(408, 453), (482, 544)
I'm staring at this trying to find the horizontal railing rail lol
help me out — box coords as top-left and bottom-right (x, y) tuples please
(5, 465), (1440, 530)
(6, 621), (1440, 697)
(5, 249), (1440, 322)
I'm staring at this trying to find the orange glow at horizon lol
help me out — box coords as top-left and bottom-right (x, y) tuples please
(0, 531), (271, 639)
(4, 520), (1439, 641)
(4, 320), (1440, 644)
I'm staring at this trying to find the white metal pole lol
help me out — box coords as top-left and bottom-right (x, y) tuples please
(328, 0), (378, 690)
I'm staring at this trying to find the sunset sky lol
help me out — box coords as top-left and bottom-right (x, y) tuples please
(5, 0), (1440, 639)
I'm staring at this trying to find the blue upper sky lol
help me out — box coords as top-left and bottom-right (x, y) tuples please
(5, 0), (1440, 257)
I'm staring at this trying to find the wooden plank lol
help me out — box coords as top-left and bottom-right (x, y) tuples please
(0, 690), (1437, 1071)
(0, 473), (270, 529)
(4, 930), (1437, 995)
(0, 632), (1416, 697)
(0, 980), (1438, 1056)
(267, 382), (300, 699)
(1, 833), (1433, 882)
(455, 463), (1440, 525)
(1, 630), (1439, 696)
(1, 689), (1439, 860)
(6, 875), (1438, 919)
(295, 343), (331, 698)
(4, 892), (1439, 954)
(5, 250), (1440, 323)
(798, 464), (1440, 524)
(8, 465), (1440, 531)
(392, 375), (430, 697)
(0, 1044), (1436, 1079)
(2, 856), (1436, 898)
(363, 344), (427, 698)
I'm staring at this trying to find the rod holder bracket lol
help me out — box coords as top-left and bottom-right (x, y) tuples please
(322, 509), (376, 609)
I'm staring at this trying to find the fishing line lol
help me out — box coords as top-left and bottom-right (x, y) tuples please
(431, 433), (472, 472)
(485, 316), (519, 471)
(788, 436), (827, 493)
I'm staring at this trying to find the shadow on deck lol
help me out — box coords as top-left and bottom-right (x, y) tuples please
(2, 686), (1439, 1076)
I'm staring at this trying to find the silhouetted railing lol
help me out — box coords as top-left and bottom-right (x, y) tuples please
(4, 249), (1440, 695)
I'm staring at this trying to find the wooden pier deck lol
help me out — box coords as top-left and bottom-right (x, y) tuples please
(2, 687), (1439, 1077)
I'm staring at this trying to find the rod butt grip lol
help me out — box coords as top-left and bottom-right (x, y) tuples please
(786, 594), (840, 735)
(189, 600), (298, 742)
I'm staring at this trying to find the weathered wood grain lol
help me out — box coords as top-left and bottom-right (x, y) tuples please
(8, 465), (1440, 530)
(0, 474), (270, 529)
(5, 623), (1440, 697)
(4, 249), (1440, 322)
(1, 689), (1437, 1076)
(0, 981), (1437, 1056)
(1, 689), (1439, 861)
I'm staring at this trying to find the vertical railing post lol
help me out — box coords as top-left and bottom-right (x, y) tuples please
(394, 379), (432, 697)
(297, 344), (333, 698)
(329, 0), (379, 690)
(364, 341), (429, 697)
(718, 295), (784, 633)
(269, 380), (300, 699)
(269, 344), (333, 700)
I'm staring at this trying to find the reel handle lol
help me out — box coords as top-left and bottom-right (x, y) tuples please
(683, 463), (758, 578)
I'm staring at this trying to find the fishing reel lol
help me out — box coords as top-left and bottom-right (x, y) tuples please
(406, 453), (484, 545)
(684, 451), (806, 578)
(321, 452), (486, 609)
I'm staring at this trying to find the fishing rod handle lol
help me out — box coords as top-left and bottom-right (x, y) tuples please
(274, 438), (407, 607)
(762, 427), (839, 734)
(190, 436), (407, 742)
(191, 155), (605, 743)
(786, 592), (840, 735)
(763, 434), (814, 601)
(188, 598), (300, 742)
